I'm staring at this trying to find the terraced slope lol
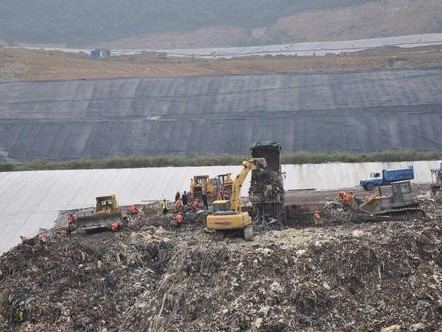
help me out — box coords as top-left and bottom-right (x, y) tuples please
(0, 68), (441, 161)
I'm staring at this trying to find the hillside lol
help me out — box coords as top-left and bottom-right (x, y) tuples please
(93, 0), (442, 50)
(0, 0), (367, 47)
(1, 45), (442, 81)
(1, 1), (441, 49)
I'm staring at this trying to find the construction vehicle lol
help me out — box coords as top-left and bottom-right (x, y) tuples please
(355, 181), (425, 218)
(190, 175), (215, 200)
(214, 173), (234, 198)
(74, 195), (124, 231)
(430, 163), (442, 208)
(360, 166), (414, 191)
(249, 141), (285, 224)
(206, 158), (267, 240)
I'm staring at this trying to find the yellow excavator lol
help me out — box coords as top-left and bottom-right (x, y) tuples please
(206, 158), (267, 240)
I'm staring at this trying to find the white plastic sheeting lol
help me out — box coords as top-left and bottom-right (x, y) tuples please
(112, 33), (442, 58)
(1, 160), (440, 254)
(12, 33), (442, 59)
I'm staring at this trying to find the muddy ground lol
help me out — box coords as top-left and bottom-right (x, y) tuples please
(0, 191), (441, 331)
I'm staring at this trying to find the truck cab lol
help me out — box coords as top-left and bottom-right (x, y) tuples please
(360, 172), (383, 191)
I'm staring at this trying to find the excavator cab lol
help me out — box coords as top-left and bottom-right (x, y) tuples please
(212, 200), (233, 214)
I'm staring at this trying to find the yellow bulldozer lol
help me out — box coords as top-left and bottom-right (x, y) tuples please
(190, 175), (215, 200)
(214, 173), (234, 199)
(206, 158), (267, 240)
(74, 195), (124, 232)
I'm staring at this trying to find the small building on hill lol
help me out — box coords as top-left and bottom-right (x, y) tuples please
(90, 48), (110, 59)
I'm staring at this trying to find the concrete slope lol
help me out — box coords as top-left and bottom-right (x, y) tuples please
(0, 160), (440, 254)
(1, 69), (442, 161)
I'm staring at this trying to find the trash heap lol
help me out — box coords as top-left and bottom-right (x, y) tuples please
(0, 201), (441, 331)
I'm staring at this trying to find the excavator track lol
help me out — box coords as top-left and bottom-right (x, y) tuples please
(353, 207), (426, 223)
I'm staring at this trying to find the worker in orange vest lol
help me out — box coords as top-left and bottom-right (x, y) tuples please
(313, 210), (321, 225)
(175, 211), (184, 229)
(67, 212), (75, 223)
(339, 191), (353, 208)
(38, 232), (47, 243)
(191, 199), (200, 211)
(174, 197), (184, 212)
(66, 212), (76, 235)
(110, 221), (123, 232)
(130, 204), (139, 216)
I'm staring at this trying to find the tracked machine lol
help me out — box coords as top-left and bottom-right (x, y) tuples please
(214, 173), (234, 198)
(189, 175), (216, 201)
(354, 180), (425, 220)
(206, 158), (267, 240)
(74, 195), (124, 232)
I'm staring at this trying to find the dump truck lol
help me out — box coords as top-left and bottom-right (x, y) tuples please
(207, 158), (267, 240)
(360, 166), (414, 191)
(249, 140), (285, 223)
(74, 195), (124, 231)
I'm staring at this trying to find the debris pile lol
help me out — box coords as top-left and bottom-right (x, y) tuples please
(0, 201), (441, 331)
(249, 169), (284, 204)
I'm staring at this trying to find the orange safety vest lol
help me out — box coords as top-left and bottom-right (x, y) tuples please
(110, 222), (121, 232)
(130, 205), (138, 214)
(175, 214), (183, 224)
(38, 233), (46, 242)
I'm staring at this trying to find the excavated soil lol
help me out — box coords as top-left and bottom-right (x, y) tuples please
(0, 201), (441, 331)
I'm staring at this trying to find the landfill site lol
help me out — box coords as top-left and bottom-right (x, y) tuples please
(1, 43), (442, 331)
(1, 140), (442, 331)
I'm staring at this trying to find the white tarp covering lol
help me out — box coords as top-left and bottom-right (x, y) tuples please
(112, 33), (442, 58)
(1, 160), (440, 253)
(13, 33), (442, 59)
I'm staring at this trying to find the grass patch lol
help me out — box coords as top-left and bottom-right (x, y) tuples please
(1, 150), (441, 172)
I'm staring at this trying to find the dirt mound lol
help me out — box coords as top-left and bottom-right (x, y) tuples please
(0, 202), (441, 331)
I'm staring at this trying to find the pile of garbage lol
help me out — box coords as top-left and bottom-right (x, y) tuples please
(119, 219), (442, 332)
(0, 202), (441, 331)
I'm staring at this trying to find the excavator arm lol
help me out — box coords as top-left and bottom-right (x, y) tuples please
(230, 158), (267, 213)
